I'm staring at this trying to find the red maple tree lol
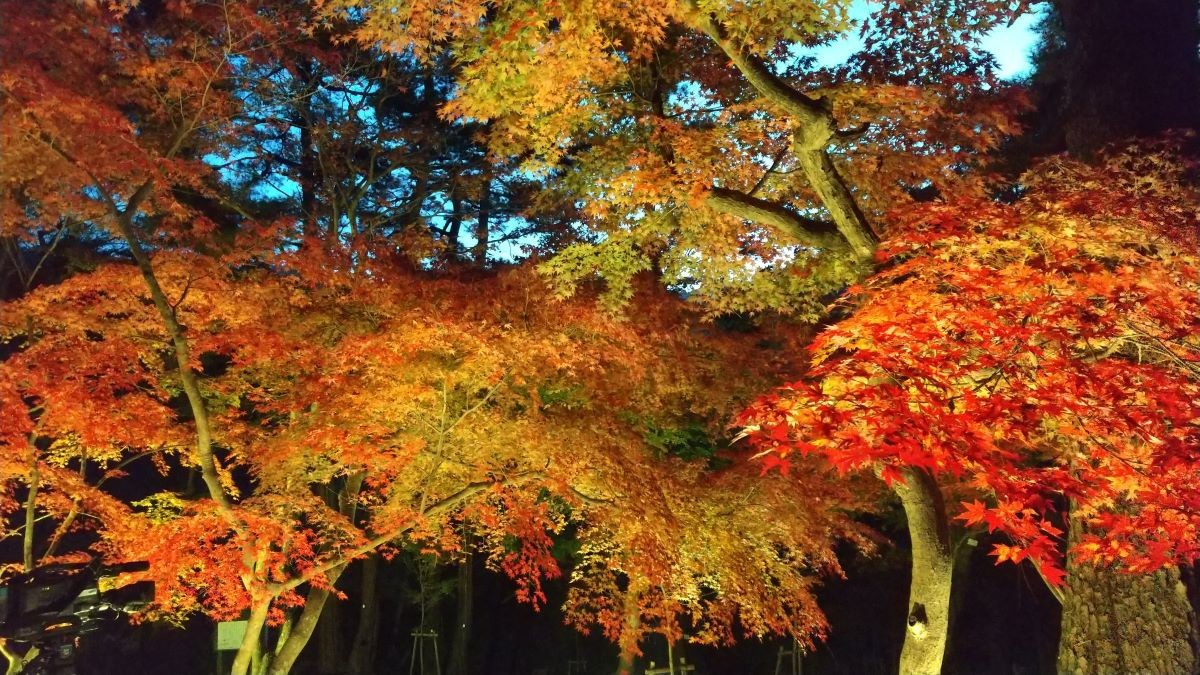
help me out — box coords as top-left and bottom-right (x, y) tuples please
(739, 141), (1200, 638)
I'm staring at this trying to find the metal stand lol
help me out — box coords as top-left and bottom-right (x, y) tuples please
(774, 638), (803, 675)
(409, 629), (441, 675)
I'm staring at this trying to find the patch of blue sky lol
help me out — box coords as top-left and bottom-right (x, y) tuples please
(795, 1), (1042, 79)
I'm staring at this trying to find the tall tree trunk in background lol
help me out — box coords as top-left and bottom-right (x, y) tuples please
(892, 468), (954, 675)
(347, 556), (381, 675)
(472, 169), (492, 267)
(294, 59), (321, 239)
(1057, 514), (1199, 674)
(316, 596), (343, 675)
(447, 553), (474, 675)
(1029, 3), (1200, 671)
(1025, 0), (1200, 159)
(446, 191), (462, 260)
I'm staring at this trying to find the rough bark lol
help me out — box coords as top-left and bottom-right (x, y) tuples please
(1057, 514), (1199, 674)
(893, 468), (954, 675)
(348, 556), (381, 675)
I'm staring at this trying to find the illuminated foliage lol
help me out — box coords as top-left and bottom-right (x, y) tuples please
(739, 144), (1200, 584)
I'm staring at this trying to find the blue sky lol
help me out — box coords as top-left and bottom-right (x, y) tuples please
(807, 3), (1043, 80)
(980, 11), (1043, 79)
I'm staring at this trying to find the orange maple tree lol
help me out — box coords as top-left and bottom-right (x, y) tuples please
(2, 246), (875, 672)
(320, 2), (1041, 671)
(1, 4), (880, 674)
(563, 455), (877, 670)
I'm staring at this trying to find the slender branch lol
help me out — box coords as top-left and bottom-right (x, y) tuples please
(273, 475), (537, 595)
(25, 224), (69, 291)
(1031, 560), (1066, 605)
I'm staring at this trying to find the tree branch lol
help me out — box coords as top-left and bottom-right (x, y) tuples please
(679, 1), (829, 125)
(705, 187), (845, 250)
(273, 478), (504, 594)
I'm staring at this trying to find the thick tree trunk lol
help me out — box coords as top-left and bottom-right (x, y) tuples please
(1022, 0), (1200, 160)
(447, 554), (473, 675)
(348, 556), (381, 675)
(1057, 514), (1199, 674)
(893, 468), (954, 675)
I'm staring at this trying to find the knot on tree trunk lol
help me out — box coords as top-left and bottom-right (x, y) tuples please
(907, 603), (929, 640)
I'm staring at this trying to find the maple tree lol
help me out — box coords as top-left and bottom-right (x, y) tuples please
(563, 452), (877, 673)
(327, 0), (1026, 316)
(1, 4), (879, 673)
(322, 1), (1038, 671)
(322, 4), (1200, 671)
(738, 143), (1200, 670)
(9, 0), (1198, 673)
(2, 240), (867, 673)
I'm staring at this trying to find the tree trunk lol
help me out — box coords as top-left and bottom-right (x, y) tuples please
(680, 3), (878, 260)
(447, 554), (473, 675)
(472, 169), (492, 267)
(1021, 0), (1200, 160)
(892, 468), (954, 675)
(269, 473), (366, 674)
(446, 191), (462, 260)
(793, 133), (877, 260)
(317, 590), (344, 674)
(1057, 514), (1199, 674)
(295, 59), (321, 239)
(22, 464), (39, 573)
(1027, 3), (1200, 671)
(231, 600), (272, 675)
(348, 556), (381, 675)
(616, 587), (642, 675)
(268, 583), (338, 675)
(2, 639), (33, 675)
